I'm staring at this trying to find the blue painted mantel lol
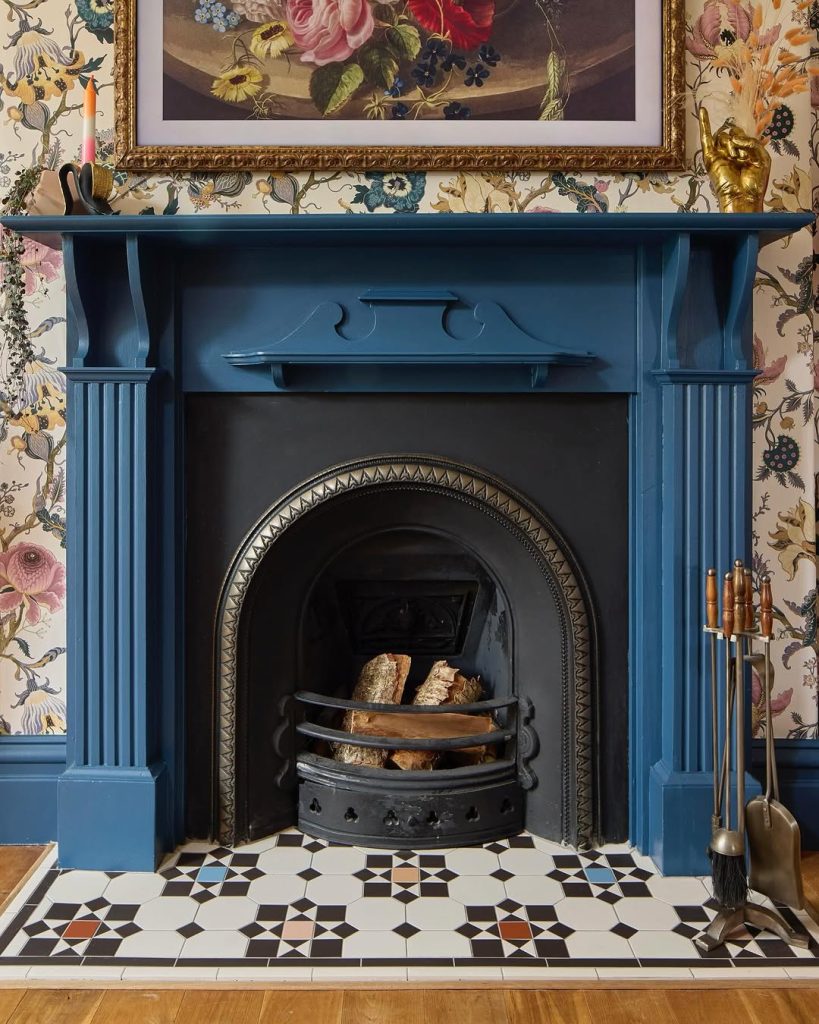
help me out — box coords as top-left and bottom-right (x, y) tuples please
(1, 211), (812, 874)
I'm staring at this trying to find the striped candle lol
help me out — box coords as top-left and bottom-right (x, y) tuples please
(81, 76), (96, 165)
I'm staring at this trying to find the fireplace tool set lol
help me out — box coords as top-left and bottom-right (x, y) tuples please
(697, 562), (813, 952)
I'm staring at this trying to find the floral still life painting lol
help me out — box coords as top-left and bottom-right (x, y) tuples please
(116, 0), (683, 169)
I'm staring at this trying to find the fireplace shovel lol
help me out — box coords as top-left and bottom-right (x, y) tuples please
(745, 578), (818, 926)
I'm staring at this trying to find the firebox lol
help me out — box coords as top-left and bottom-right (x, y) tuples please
(186, 394), (629, 853)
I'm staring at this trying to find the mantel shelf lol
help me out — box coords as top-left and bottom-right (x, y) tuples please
(2, 211), (813, 252)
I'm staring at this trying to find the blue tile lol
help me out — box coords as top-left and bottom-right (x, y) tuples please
(583, 866), (616, 885)
(196, 865), (228, 883)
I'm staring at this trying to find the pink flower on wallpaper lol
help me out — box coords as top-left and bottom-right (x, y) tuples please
(753, 333), (786, 385)
(287, 0), (374, 66)
(686, 0), (780, 62)
(687, 0), (752, 59)
(0, 543), (65, 625)
(751, 665), (793, 737)
(0, 238), (63, 297)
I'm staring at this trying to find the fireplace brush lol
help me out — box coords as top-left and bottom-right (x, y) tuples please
(697, 561), (809, 953)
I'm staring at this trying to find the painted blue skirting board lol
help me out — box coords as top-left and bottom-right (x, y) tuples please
(752, 739), (819, 849)
(0, 737), (65, 844)
(0, 212), (813, 874)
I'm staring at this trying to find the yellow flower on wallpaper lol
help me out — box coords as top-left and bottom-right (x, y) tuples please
(250, 22), (294, 59)
(0, 29), (85, 105)
(769, 498), (816, 581)
(211, 66), (264, 103)
(432, 172), (519, 214)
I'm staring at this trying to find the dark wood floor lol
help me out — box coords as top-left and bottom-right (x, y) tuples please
(0, 848), (816, 1023)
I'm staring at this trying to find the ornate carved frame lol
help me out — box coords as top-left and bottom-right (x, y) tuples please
(114, 0), (685, 172)
(213, 456), (597, 847)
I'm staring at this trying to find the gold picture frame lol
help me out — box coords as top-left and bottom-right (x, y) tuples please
(114, 0), (685, 172)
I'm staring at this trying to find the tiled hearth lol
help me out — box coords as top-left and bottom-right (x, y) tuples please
(1, 831), (817, 982)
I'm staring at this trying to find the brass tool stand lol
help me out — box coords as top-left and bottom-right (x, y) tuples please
(696, 564), (809, 953)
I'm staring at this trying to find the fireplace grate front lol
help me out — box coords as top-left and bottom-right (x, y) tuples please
(293, 689), (526, 847)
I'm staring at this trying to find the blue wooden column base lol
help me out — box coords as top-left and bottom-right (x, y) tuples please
(58, 765), (170, 871)
(649, 761), (761, 876)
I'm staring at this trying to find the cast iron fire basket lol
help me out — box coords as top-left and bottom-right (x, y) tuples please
(294, 689), (533, 847)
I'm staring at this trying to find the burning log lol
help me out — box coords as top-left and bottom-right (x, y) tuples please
(391, 660), (484, 771)
(333, 653), (410, 767)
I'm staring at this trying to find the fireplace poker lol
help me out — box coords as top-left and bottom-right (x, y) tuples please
(705, 569), (720, 833)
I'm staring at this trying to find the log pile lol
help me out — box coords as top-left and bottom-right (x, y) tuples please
(332, 655), (496, 770)
(333, 653), (410, 767)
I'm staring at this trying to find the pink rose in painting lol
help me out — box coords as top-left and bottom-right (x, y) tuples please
(0, 542), (65, 625)
(232, 0), (287, 22)
(286, 0), (374, 66)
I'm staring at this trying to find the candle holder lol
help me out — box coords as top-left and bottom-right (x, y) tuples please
(58, 162), (115, 216)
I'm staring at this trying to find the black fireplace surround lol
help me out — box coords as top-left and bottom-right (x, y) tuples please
(186, 393), (628, 850)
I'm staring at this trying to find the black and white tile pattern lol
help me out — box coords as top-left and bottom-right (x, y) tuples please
(0, 830), (817, 981)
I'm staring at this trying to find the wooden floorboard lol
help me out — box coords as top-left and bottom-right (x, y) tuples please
(585, 989), (684, 1024)
(505, 990), (592, 1024)
(422, 989), (508, 1024)
(341, 989), (427, 1024)
(0, 991), (24, 1024)
(90, 989), (185, 1024)
(260, 989), (343, 1023)
(8, 989), (102, 1024)
(0, 848), (46, 911)
(176, 989), (266, 1024)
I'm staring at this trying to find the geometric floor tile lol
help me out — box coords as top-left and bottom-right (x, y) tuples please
(0, 830), (816, 981)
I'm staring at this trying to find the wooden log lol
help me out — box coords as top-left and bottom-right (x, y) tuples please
(333, 653), (410, 767)
(351, 710), (495, 741)
(391, 660), (484, 771)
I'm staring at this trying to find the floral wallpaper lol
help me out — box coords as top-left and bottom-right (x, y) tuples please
(0, 1), (816, 742)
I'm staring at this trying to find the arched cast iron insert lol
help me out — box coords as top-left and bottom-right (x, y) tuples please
(213, 456), (599, 849)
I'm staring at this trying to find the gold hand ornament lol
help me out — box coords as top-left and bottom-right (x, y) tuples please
(698, 107), (771, 213)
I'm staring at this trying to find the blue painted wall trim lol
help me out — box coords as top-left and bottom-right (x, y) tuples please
(751, 739), (819, 849)
(0, 212), (812, 873)
(0, 737), (64, 843)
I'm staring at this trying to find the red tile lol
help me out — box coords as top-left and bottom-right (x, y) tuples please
(498, 919), (532, 941)
(63, 919), (100, 940)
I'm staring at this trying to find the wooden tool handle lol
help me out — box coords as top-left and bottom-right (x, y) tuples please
(760, 574), (773, 639)
(705, 569), (718, 628)
(733, 560), (745, 633)
(743, 567), (754, 631)
(722, 572), (734, 638)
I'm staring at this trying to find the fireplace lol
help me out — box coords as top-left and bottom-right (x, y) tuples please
(3, 210), (809, 873)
